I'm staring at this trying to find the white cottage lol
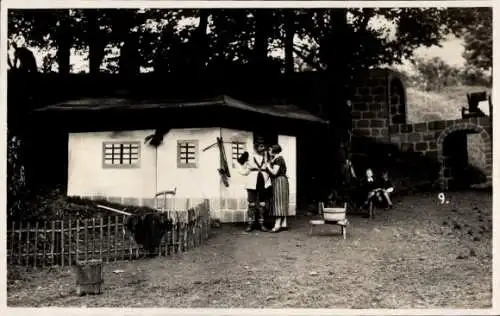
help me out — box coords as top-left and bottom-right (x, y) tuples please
(34, 95), (328, 223)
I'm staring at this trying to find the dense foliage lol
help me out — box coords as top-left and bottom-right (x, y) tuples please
(8, 186), (161, 224)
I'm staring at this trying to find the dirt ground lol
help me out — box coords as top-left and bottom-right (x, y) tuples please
(7, 191), (492, 308)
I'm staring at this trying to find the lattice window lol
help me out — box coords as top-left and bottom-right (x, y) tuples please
(102, 141), (140, 168)
(177, 140), (199, 168)
(231, 141), (246, 167)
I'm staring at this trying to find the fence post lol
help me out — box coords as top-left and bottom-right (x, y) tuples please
(91, 218), (96, 260)
(50, 221), (55, 266)
(34, 222), (39, 267)
(9, 222), (14, 265)
(122, 215), (127, 261)
(26, 222), (31, 266)
(43, 222), (47, 267)
(61, 220), (65, 267)
(100, 217), (104, 261)
(114, 216), (118, 261)
(68, 218), (72, 266)
(107, 216), (111, 263)
(84, 219), (88, 262)
(17, 221), (23, 265)
(76, 219), (80, 264)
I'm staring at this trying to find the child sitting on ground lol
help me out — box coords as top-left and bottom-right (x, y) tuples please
(380, 169), (394, 209)
(361, 168), (379, 208)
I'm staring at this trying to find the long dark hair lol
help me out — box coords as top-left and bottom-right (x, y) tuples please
(270, 144), (282, 155)
(237, 151), (249, 165)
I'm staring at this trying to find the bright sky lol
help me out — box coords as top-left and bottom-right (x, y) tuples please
(10, 13), (466, 74)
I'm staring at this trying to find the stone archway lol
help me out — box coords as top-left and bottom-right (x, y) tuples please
(437, 122), (492, 190)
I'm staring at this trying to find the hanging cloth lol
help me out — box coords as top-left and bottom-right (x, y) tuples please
(217, 137), (231, 187)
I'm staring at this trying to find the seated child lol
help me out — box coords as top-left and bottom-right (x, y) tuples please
(380, 170), (394, 209)
(362, 168), (379, 207)
(325, 189), (340, 208)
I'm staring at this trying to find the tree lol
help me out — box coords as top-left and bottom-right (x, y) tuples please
(413, 57), (461, 91)
(444, 7), (492, 72)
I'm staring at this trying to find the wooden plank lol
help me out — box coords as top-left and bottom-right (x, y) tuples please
(174, 219), (178, 254)
(114, 216), (118, 262)
(122, 215), (126, 261)
(68, 219), (72, 266)
(84, 219), (88, 262)
(92, 217), (96, 259)
(17, 222), (23, 265)
(127, 217), (133, 260)
(61, 220), (65, 267)
(107, 216), (111, 263)
(50, 221), (55, 266)
(100, 217), (104, 261)
(184, 222), (188, 252)
(43, 222), (47, 267)
(76, 219), (80, 264)
(9, 222), (15, 265)
(26, 222), (30, 266)
(34, 222), (39, 267)
(97, 204), (132, 216)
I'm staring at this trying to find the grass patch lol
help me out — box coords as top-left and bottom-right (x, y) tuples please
(406, 84), (492, 124)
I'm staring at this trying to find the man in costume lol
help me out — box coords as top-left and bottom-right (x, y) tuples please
(237, 136), (271, 232)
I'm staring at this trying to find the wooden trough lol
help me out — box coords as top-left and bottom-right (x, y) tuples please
(74, 259), (103, 296)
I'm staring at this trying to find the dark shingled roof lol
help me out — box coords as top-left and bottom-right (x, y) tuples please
(34, 95), (328, 124)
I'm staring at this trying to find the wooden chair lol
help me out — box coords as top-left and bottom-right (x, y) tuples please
(154, 188), (177, 211)
(308, 202), (348, 239)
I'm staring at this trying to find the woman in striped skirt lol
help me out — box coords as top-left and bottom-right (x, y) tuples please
(265, 144), (290, 233)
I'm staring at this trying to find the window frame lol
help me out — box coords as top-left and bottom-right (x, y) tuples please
(102, 141), (141, 169)
(231, 140), (247, 168)
(177, 139), (199, 168)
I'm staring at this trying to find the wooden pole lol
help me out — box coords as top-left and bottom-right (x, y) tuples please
(76, 219), (80, 264)
(43, 222), (47, 266)
(26, 222), (31, 266)
(84, 219), (88, 262)
(107, 216), (111, 262)
(68, 219), (72, 266)
(92, 218), (96, 259)
(99, 217), (104, 261)
(34, 222), (39, 267)
(61, 220), (65, 267)
(114, 216), (118, 261)
(50, 221), (55, 266)
(10, 222), (15, 265)
(97, 204), (132, 216)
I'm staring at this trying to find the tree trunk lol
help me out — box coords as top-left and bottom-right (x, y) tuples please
(253, 9), (271, 73)
(56, 11), (72, 74)
(323, 9), (351, 189)
(192, 9), (210, 74)
(119, 32), (140, 76)
(284, 10), (295, 74)
(87, 10), (105, 74)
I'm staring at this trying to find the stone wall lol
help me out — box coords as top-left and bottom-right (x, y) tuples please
(349, 68), (492, 190)
(388, 117), (492, 190)
(351, 70), (390, 143)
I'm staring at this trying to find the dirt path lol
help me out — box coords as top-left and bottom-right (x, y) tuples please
(7, 191), (492, 308)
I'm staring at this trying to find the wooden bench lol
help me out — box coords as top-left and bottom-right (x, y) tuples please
(308, 202), (348, 239)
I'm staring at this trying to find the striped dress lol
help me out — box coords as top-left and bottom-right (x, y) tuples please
(270, 156), (289, 217)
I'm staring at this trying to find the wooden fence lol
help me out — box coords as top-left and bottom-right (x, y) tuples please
(7, 199), (211, 267)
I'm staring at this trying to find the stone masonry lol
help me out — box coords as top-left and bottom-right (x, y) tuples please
(350, 69), (492, 190)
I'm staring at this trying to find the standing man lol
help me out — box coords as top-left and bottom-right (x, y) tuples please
(237, 137), (271, 232)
